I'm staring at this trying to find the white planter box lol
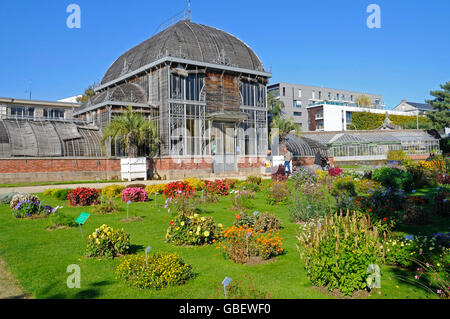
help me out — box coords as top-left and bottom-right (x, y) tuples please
(121, 157), (147, 182)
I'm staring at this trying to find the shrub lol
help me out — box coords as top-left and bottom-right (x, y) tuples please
(434, 188), (450, 217)
(406, 163), (437, 189)
(12, 200), (49, 219)
(211, 275), (271, 299)
(230, 190), (255, 210)
(420, 159), (447, 172)
(354, 179), (383, 195)
(67, 188), (99, 207)
(204, 179), (230, 196)
(86, 225), (131, 258)
(116, 252), (194, 289)
(315, 169), (328, 182)
(291, 167), (317, 189)
(246, 176), (262, 185)
(0, 192), (19, 204)
(372, 167), (413, 191)
(101, 185), (125, 199)
(164, 181), (195, 199)
(297, 212), (385, 296)
(266, 182), (290, 205)
(387, 150), (407, 161)
(46, 211), (76, 229)
(217, 226), (284, 263)
(54, 189), (73, 201)
(10, 193), (40, 210)
(402, 204), (429, 225)
(121, 187), (148, 203)
(253, 212), (282, 233)
(165, 212), (219, 246)
(329, 176), (357, 197)
(384, 235), (449, 269)
(224, 178), (239, 189)
(272, 165), (287, 182)
(289, 184), (335, 223)
(238, 181), (261, 193)
(328, 167), (343, 177)
(353, 188), (406, 223)
(235, 211), (283, 233)
(145, 183), (167, 195)
(183, 178), (206, 191)
(92, 198), (121, 214)
(43, 189), (63, 197)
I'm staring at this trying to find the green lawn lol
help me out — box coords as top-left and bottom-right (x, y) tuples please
(0, 186), (445, 299)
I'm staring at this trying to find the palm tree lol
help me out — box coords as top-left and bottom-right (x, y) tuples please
(356, 94), (372, 107)
(102, 106), (160, 158)
(270, 116), (302, 142)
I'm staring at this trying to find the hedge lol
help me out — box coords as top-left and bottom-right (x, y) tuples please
(348, 112), (433, 130)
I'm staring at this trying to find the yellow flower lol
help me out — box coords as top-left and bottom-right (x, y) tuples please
(181, 222), (185, 226)
(204, 231), (210, 237)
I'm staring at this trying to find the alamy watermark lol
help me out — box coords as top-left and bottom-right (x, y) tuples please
(66, 264), (81, 289)
(66, 4), (81, 29)
(366, 4), (381, 29)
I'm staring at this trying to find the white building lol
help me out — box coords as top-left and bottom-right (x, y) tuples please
(307, 102), (420, 132)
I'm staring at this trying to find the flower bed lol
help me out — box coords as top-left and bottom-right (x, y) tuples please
(86, 225), (131, 258)
(165, 212), (219, 246)
(67, 187), (100, 207)
(164, 181), (195, 199)
(121, 187), (148, 203)
(116, 252), (194, 289)
(217, 225), (284, 264)
(205, 179), (230, 196)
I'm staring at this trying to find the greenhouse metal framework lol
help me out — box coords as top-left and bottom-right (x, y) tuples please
(302, 130), (441, 159)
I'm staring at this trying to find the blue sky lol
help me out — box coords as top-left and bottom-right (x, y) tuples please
(0, 0), (449, 109)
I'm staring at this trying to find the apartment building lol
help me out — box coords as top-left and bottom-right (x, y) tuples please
(267, 82), (384, 131)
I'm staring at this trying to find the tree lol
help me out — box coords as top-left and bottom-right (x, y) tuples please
(102, 106), (160, 158)
(356, 94), (372, 107)
(426, 81), (450, 130)
(270, 116), (302, 142)
(267, 91), (284, 118)
(76, 83), (98, 103)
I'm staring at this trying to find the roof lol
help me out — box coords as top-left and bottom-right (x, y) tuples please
(406, 102), (433, 111)
(285, 134), (328, 157)
(101, 20), (265, 84)
(302, 130), (439, 145)
(0, 119), (104, 158)
(0, 97), (80, 108)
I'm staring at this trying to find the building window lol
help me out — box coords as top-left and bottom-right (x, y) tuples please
(241, 81), (265, 107)
(350, 95), (353, 101)
(315, 110), (324, 119)
(346, 111), (352, 123)
(318, 91), (322, 100)
(11, 106), (34, 118)
(283, 87), (286, 97)
(44, 109), (65, 119)
(293, 112), (302, 117)
(294, 100), (302, 108)
(336, 93), (340, 100)
(328, 92), (331, 100)
(312, 90), (315, 99)
(298, 89), (302, 98)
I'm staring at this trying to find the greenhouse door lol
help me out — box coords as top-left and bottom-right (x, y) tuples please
(212, 122), (237, 173)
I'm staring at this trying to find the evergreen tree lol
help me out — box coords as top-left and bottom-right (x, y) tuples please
(426, 81), (450, 130)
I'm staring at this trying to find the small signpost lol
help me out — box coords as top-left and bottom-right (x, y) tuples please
(145, 246), (152, 267)
(100, 194), (105, 205)
(75, 212), (90, 237)
(253, 211), (259, 217)
(222, 277), (232, 299)
(201, 190), (204, 201)
(126, 201), (131, 219)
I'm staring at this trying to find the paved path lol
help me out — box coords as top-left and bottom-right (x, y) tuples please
(0, 175), (270, 195)
(0, 258), (31, 299)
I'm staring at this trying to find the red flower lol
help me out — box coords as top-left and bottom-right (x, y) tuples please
(236, 214), (241, 220)
(368, 208), (372, 212)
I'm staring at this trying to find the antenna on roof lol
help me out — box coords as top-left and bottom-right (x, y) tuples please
(25, 79), (32, 100)
(153, 2), (192, 35)
(188, 0), (192, 20)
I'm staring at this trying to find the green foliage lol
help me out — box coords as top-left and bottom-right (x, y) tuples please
(387, 150), (407, 161)
(349, 112), (433, 130)
(246, 176), (262, 185)
(297, 213), (385, 296)
(211, 275), (271, 299)
(101, 185), (125, 199)
(265, 182), (290, 205)
(372, 167), (413, 191)
(234, 212), (282, 233)
(92, 198), (120, 215)
(102, 106), (160, 157)
(86, 225), (131, 258)
(356, 94), (372, 107)
(289, 184), (335, 223)
(54, 189), (73, 201)
(46, 212), (76, 229)
(426, 81), (450, 130)
(9, 193), (40, 210)
(116, 252), (194, 289)
(329, 176), (357, 198)
(230, 190), (255, 211)
(165, 212), (218, 246)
